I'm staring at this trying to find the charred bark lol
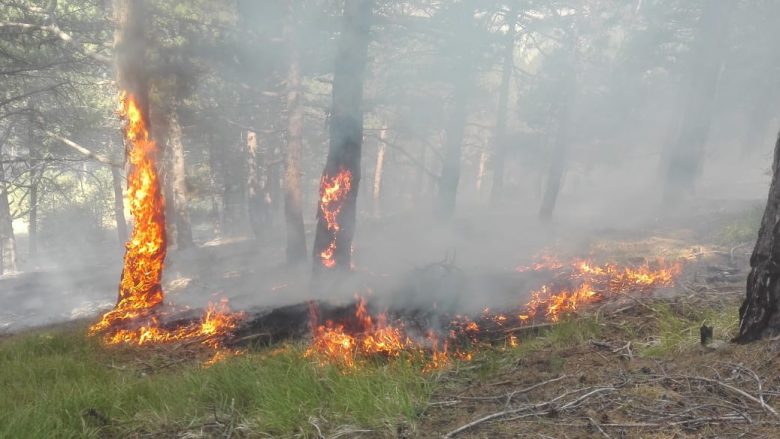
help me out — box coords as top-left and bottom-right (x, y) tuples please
(662, 0), (730, 204)
(735, 133), (780, 342)
(489, 7), (517, 205)
(312, 0), (373, 272)
(283, 5), (307, 264)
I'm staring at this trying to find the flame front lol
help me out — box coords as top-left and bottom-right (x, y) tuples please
(317, 168), (352, 268)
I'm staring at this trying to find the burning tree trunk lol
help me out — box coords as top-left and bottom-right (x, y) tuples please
(489, 6), (517, 205)
(735, 133), (780, 342)
(312, 0), (373, 271)
(283, 2), (307, 264)
(108, 0), (167, 311)
(372, 124), (387, 218)
(662, 0), (730, 204)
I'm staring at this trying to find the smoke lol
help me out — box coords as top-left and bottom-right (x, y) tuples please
(1, 0), (777, 333)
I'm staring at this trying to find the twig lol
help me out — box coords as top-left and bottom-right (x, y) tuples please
(587, 417), (611, 438)
(443, 386), (615, 438)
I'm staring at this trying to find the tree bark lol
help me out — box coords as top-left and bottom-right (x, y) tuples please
(283, 4), (307, 264)
(489, 7), (517, 205)
(372, 124), (387, 218)
(662, 0), (730, 204)
(476, 150), (488, 195)
(312, 0), (373, 272)
(735, 133), (780, 342)
(110, 165), (128, 246)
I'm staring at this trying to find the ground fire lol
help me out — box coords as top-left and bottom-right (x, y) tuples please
(89, 92), (241, 352)
(302, 256), (685, 369)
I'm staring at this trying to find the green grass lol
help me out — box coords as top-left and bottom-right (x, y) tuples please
(639, 302), (740, 357)
(0, 328), (434, 438)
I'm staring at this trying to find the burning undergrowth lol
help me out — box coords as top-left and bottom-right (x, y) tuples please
(236, 256), (686, 371)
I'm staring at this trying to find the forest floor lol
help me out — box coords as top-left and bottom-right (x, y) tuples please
(1, 200), (776, 438)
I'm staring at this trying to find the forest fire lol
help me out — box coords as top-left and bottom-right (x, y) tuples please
(305, 257), (685, 368)
(89, 92), (241, 350)
(317, 168), (352, 268)
(89, 92), (166, 335)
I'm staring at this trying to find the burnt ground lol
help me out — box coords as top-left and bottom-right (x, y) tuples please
(416, 283), (780, 439)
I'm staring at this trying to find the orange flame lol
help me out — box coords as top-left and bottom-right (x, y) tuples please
(90, 92), (241, 352)
(90, 92), (166, 334)
(317, 168), (352, 268)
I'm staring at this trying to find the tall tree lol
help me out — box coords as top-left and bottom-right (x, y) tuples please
(662, 0), (730, 204)
(283, 0), (307, 264)
(0, 126), (16, 275)
(489, 6), (518, 205)
(162, 104), (193, 249)
(435, 0), (479, 220)
(312, 0), (374, 271)
(735, 133), (780, 342)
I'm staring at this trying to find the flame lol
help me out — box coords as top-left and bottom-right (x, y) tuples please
(521, 258), (683, 322)
(89, 92), (241, 352)
(317, 168), (353, 268)
(306, 296), (414, 367)
(101, 300), (243, 348)
(90, 92), (166, 334)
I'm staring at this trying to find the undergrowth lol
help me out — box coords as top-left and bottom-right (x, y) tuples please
(0, 327), (434, 438)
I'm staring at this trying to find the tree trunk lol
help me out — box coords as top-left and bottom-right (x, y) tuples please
(312, 0), (373, 272)
(247, 130), (272, 241)
(735, 133), (780, 342)
(489, 7), (517, 205)
(538, 103), (571, 221)
(372, 124), (387, 218)
(111, 165), (128, 246)
(165, 108), (193, 248)
(283, 5), (307, 264)
(28, 167), (40, 259)
(476, 150), (488, 195)
(662, 0), (730, 204)
(435, 2), (477, 220)
(436, 80), (469, 219)
(113, 0), (166, 306)
(0, 144), (16, 275)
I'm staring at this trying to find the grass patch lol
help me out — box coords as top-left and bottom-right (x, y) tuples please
(0, 327), (434, 438)
(639, 302), (740, 357)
